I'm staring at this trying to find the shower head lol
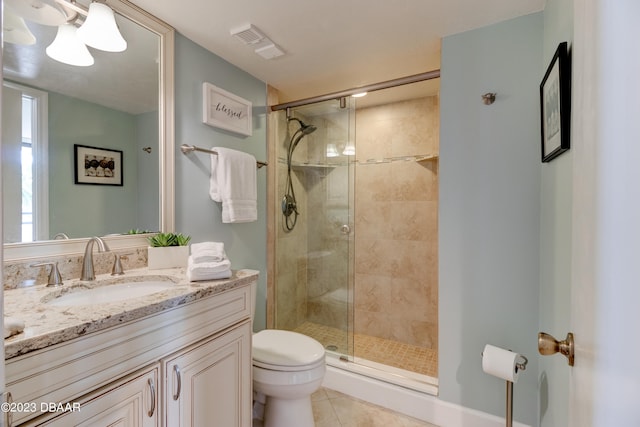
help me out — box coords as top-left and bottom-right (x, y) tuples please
(301, 123), (317, 135)
(288, 117), (317, 135)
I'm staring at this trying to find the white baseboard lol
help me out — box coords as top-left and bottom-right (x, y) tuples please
(322, 365), (530, 427)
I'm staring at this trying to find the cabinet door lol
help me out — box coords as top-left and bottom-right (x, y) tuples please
(37, 366), (159, 427)
(164, 321), (251, 427)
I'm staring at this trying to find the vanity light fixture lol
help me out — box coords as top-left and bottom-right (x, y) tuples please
(6, 0), (128, 66)
(3, 9), (37, 45)
(351, 92), (367, 98)
(46, 23), (95, 66)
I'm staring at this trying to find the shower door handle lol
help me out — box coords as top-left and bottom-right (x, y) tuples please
(340, 224), (351, 234)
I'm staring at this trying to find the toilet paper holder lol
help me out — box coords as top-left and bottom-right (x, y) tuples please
(515, 354), (528, 373)
(479, 351), (529, 373)
(480, 348), (528, 427)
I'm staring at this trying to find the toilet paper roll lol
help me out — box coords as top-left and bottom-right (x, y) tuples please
(482, 344), (521, 383)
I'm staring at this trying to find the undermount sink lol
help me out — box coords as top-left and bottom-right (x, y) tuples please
(46, 281), (176, 307)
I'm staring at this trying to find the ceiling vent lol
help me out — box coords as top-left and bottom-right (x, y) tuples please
(230, 23), (285, 60)
(255, 43), (284, 60)
(230, 24), (265, 45)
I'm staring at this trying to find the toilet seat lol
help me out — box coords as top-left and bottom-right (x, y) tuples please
(253, 330), (325, 372)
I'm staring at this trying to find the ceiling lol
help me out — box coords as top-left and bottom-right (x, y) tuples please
(2, 0), (543, 112)
(129, 0), (543, 103)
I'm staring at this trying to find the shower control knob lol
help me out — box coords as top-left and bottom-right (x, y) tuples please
(340, 224), (351, 234)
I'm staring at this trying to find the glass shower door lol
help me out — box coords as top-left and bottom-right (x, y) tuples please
(274, 97), (355, 361)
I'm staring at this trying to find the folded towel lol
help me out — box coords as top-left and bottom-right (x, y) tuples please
(191, 241), (226, 263)
(210, 147), (257, 223)
(187, 267), (232, 282)
(4, 316), (25, 339)
(186, 255), (232, 282)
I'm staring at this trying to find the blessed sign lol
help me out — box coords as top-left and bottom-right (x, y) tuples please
(202, 82), (253, 136)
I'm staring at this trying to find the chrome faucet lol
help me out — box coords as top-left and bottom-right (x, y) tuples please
(80, 237), (110, 281)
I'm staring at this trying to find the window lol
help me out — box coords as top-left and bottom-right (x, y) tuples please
(21, 96), (35, 242)
(3, 82), (49, 243)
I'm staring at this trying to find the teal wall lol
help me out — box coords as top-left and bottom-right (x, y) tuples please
(539, 0), (573, 426)
(136, 110), (160, 232)
(173, 33), (268, 331)
(439, 13), (542, 425)
(48, 93), (152, 238)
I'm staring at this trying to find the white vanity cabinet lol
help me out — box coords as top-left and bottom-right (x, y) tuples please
(5, 279), (254, 427)
(163, 320), (252, 426)
(33, 365), (159, 427)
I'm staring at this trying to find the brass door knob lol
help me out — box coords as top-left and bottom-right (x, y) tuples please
(538, 332), (574, 366)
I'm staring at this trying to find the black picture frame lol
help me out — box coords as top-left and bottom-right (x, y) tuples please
(74, 144), (123, 186)
(540, 41), (571, 162)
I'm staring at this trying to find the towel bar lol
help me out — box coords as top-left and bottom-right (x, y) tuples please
(180, 144), (268, 168)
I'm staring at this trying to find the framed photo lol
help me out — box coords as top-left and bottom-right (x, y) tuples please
(202, 82), (253, 136)
(540, 41), (571, 162)
(74, 144), (123, 186)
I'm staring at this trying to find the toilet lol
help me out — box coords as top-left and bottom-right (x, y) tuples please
(251, 283), (326, 427)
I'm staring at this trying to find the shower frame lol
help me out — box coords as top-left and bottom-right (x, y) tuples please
(266, 70), (441, 394)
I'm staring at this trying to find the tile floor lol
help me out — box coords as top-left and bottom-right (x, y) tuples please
(312, 388), (438, 427)
(295, 322), (438, 378)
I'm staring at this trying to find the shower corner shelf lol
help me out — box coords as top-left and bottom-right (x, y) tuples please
(291, 162), (346, 170)
(415, 154), (439, 163)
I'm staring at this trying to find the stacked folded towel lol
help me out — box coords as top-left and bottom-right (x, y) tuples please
(187, 241), (232, 281)
(190, 242), (226, 263)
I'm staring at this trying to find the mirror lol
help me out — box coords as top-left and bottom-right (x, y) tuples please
(2, 0), (174, 260)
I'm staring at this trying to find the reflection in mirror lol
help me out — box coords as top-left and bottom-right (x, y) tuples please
(2, 0), (174, 258)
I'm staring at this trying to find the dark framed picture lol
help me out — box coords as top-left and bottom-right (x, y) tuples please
(74, 144), (123, 186)
(540, 41), (571, 162)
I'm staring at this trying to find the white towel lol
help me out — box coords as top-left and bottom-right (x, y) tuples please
(187, 268), (232, 282)
(186, 255), (232, 281)
(210, 147), (257, 223)
(191, 241), (226, 263)
(4, 316), (25, 339)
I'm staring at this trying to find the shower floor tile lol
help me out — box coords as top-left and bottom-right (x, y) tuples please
(294, 322), (437, 378)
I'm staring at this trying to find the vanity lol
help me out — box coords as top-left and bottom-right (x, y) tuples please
(3, 268), (257, 426)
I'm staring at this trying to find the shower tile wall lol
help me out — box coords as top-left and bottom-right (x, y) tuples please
(354, 96), (439, 350)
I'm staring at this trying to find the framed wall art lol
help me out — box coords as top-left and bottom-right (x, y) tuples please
(202, 82), (253, 136)
(74, 144), (123, 186)
(540, 41), (571, 162)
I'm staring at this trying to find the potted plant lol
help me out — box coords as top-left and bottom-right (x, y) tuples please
(147, 232), (191, 269)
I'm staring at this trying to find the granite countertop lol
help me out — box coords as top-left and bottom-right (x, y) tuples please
(4, 268), (258, 359)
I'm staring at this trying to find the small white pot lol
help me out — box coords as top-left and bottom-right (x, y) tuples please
(147, 246), (190, 270)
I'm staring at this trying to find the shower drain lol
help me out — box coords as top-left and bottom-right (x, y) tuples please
(326, 345), (338, 351)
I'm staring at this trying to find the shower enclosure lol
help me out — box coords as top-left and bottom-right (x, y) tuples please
(271, 81), (439, 393)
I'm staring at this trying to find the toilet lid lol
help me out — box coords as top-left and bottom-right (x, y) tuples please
(253, 330), (325, 368)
